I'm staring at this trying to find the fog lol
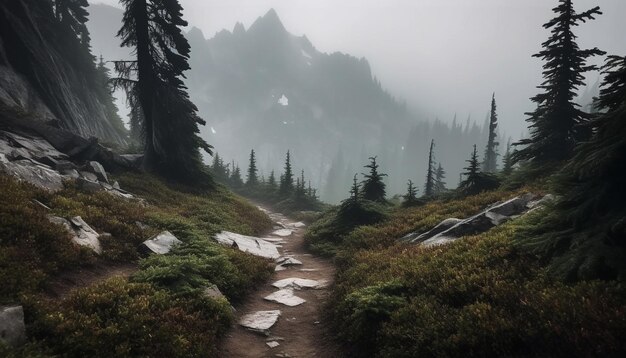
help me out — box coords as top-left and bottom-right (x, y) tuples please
(91, 0), (626, 137)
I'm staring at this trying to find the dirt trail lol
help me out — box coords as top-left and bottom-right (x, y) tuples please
(220, 208), (341, 358)
(46, 262), (138, 298)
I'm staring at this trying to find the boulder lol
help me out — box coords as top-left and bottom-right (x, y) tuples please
(61, 168), (80, 179)
(214, 231), (280, 260)
(79, 171), (98, 182)
(239, 310), (281, 333)
(76, 177), (103, 192)
(271, 229), (293, 237)
(140, 231), (182, 255)
(272, 278), (327, 290)
(203, 284), (227, 301)
(0, 158), (65, 191)
(264, 288), (306, 307)
(0, 305), (26, 347)
(401, 218), (463, 243)
(290, 222), (306, 229)
(87, 161), (109, 183)
(48, 215), (102, 254)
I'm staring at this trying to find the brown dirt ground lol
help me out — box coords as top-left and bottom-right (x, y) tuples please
(220, 210), (343, 358)
(46, 261), (138, 298)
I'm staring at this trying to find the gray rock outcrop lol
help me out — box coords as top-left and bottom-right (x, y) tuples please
(140, 231), (182, 255)
(0, 306), (26, 348)
(48, 215), (102, 254)
(214, 231), (280, 260)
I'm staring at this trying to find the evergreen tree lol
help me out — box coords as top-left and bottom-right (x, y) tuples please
(434, 163), (447, 195)
(95, 56), (126, 137)
(501, 139), (514, 177)
(520, 55), (626, 280)
(267, 170), (277, 191)
(460, 145), (499, 196)
(403, 180), (419, 207)
(513, 0), (605, 169)
(54, 0), (90, 46)
(230, 164), (243, 188)
(361, 156), (387, 202)
(424, 139), (436, 197)
(482, 93), (499, 172)
(294, 170), (307, 199)
(279, 150), (294, 194)
(246, 149), (259, 187)
(115, 0), (212, 183)
(347, 174), (360, 204)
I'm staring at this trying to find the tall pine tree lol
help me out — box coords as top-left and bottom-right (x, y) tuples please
(424, 139), (436, 197)
(403, 180), (419, 207)
(279, 150), (294, 194)
(482, 93), (499, 172)
(513, 0), (605, 169)
(115, 0), (212, 183)
(501, 139), (514, 177)
(246, 149), (258, 187)
(434, 163), (447, 195)
(361, 156), (387, 202)
(519, 55), (626, 281)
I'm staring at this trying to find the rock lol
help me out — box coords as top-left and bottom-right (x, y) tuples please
(275, 265), (287, 272)
(239, 310), (281, 333)
(203, 284), (227, 301)
(264, 288), (306, 307)
(115, 154), (143, 169)
(290, 222), (306, 228)
(214, 231), (280, 260)
(76, 177), (103, 192)
(271, 229), (293, 237)
(262, 237), (285, 243)
(55, 160), (76, 171)
(31, 199), (51, 211)
(1, 130), (67, 161)
(48, 216), (102, 254)
(276, 257), (303, 266)
(112, 181), (120, 190)
(401, 218), (463, 243)
(0, 305), (26, 347)
(266, 341), (280, 348)
(61, 168), (80, 179)
(87, 161), (109, 183)
(527, 194), (556, 210)
(7, 147), (31, 161)
(37, 155), (59, 168)
(0, 158), (65, 191)
(79, 171), (98, 182)
(299, 269), (319, 272)
(272, 278), (326, 290)
(139, 231), (182, 255)
(135, 221), (150, 230)
(274, 222), (287, 229)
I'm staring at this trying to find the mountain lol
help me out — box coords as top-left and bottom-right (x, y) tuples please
(87, 5), (497, 202)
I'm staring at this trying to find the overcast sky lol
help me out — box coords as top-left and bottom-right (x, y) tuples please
(90, 0), (626, 137)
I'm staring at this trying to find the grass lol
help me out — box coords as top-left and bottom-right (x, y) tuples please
(320, 187), (626, 357)
(0, 172), (274, 356)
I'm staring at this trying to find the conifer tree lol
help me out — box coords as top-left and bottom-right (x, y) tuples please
(513, 0), (605, 169)
(54, 0), (90, 46)
(403, 180), (419, 207)
(246, 149), (258, 187)
(434, 163), (447, 195)
(501, 139), (514, 177)
(521, 55), (626, 280)
(267, 170), (277, 191)
(361, 156), (387, 202)
(424, 139), (436, 197)
(115, 0), (212, 183)
(230, 164), (243, 188)
(95, 56), (125, 137)
(482, 93), (499, 172)
(279, 150), (294, 194)
(347, 174), (360, 204)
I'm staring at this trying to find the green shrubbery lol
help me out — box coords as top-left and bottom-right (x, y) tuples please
(0, 172), (274, 356)
(326, 189), (626, 357)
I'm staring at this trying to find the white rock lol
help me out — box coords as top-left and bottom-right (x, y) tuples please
(0, 159), (65, 191)
(266, 341), (280, 348)
(214, 231), (280, 260)
(48, 215), (102, 254)
(203, 284), (227, 300)
(289, 222), (306, 228)
(275, 265), (287, 272)
(299, 269), (319, 272)
(0, 305), (26, 347)
(264, 288), (306, 307)
(277, 257), (302, 266)
(272, 278), (326, 290)
(262, 237), (286, 243)
(271, 229), (293, 237)
(87, 161), (109, 183)
(239, 310), (281, 333)
(140, 231), (182, 255)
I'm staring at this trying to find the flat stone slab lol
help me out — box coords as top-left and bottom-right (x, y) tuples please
(272, 278), (326, 290)
(214, 231), (280, 260)
(140, 231), (182, 255)
(266, 341), (280, 348)
(262, 237), (286, 243)
(276, 257), (303, 266)
(289, 222), (306, 228)
(271, 229), (293, 237)
(239, 310), (281, 333)
(264, 288), (306, 307)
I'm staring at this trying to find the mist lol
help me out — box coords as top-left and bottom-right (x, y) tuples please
(91, 0), (626, 137)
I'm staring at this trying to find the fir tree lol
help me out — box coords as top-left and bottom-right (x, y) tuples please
(519, 55), (626, 280)
(434, 163), (447, 195)
(230, 164), (243, 188)
(501, 139), (514, 177)
(513, 0), (605, 169)
(347, 174), (360, 204)
(482, 93), (499, 172)
(361, 156), (387, 202)
(403, 180), (419, 207)
(54, 0), (90, 46)
(459, 145), (499, 195)
(424, 139), (436, 197)
(246, 149), (258, 187)
(267, 170), (277, 191)
(279, 150), (294, 194)
(95, 56), (126, 137)
(114, 0), (212, 183)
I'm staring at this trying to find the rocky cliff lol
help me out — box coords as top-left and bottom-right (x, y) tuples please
(0, 0), (127, 145)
